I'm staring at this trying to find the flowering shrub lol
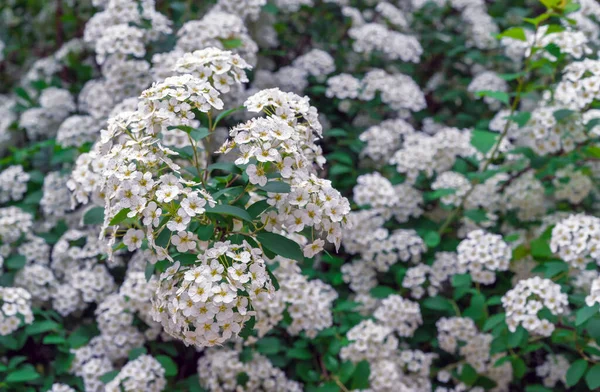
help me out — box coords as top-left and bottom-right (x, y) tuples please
(2, 0), (600, 391)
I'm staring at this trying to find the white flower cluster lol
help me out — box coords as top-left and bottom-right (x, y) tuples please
(197, 347), (303, 392)
(436, 316), (513, 388)
(326, 73), (362, 100)
(0, 287), (34, 336)
(175, 11), (258, 66)
(555, 59), (600, 110)
(432, 171), (471, 206)
(105, 355), (166, 392)
(550, 214), (600, 269)
(48, 384), (76, 392)
(502, 171), (546, 222)
(535, 354), (569, 388)
(221, 88), (350, 251)
(353, 172), (422, 221)
(457, 230), (511, 285)
(56, 115), (102, 147)
(254, 257), (337, 338)
(19, 87), (75, 140)
(374, 295), (422, 337)
(360, 70), (426, 114)
(403, 252), (464, 299)
(85, 0), (171, 64)
(71, 337), (115, 392)
(468, 71), (508, 110)
(553, 165), (592, 204)
(151, 241), (274, 348)
(0, 165), (29, 203)
(359, 118), (415, 163)
(214, 0), (267, 21)
(349, 23), (422, 63)
(391, 127), (475, 183)
(585, 276), (600, 307)
(502, 277), (568, 336)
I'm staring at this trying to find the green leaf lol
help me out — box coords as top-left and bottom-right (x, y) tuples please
(43, 334), (66, 344)
(156, 355), (178, 377)
(350, 361), (370, 390)
(109, 208), (131, 226)
(576, 304), (599, 326)
(464, 209), (488, 223)
(422, 296), (455, 312)
(195, 224), (214, 241)
(83, 207), (104, 225)
(5, 255), (26, 270)
(483, 313), (506, 331)
(460, 363), (478, 385)
(543, 261), (569, 278)
(247, 200), (271, 219)
(497, 27), (526, 41)
(475, 91), (510, 105)
(6, 365), (40, 383)
(238, 316), (255, 339)
(553, 109), (575, 121)
(423, 231), (440, 248)
(207, 162), (242, 174)
(586, 363), (600, 389)
(423, 188), (456, 201)
(206, 204), (252, 222)
(256, 337), (281, 355)
(222, 38), (242, 49)
(370, 286), (396, 299)
(99, 370), (120, 384)
(258, 181), (291, 193)
(471, 129), (499, 154)
(128, 347), (147, 360)
(508, 326), (527, 348)
(256, 232), (303, 262)
(287, 347), (312, 360)
(213, 106), (244, 129)
(145, 262), (155, 281)
(451, 274), (472, 287)
(25, 320), (61, 336)
(266, 265), (280, 290)
(566, 359), (588, 387)
(508, 111), (531, 127)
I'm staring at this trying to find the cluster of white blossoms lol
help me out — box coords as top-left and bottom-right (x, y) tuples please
(105, 355), (166, 392)
(360, 70), (426, 114)
(468, 71), (508, 109)
(0, 287), (34, 336)
(502, 277), (568, 336)
(374, 295), (422, 337)
(432, 171), (471, 206)
(521, 104), (587, 155)
(553, 165), (593, 204)
(341, 319), (436, 391)
(70, 337), (115, 392)
(19, 87), (76, 140)
(254, 257), (337, 338)
(457, 230), (511, 284)
(403, 252), (464, 299)
(85, 0), (171, 64)
(56, 115), (102, 148)
(503, 24), (591, 62)
(326, 73), (362, 100)
(341, 258), (378, 294)
(585, 276), (600, 307)
(48, 384), (76, 392)
(390, 127), (475, 183)
(349, 23), (422, 63)
(198, 347), (303, 392)
(555, 59), (600, 109)
(175, 11), (258, 66)
(535, 354), (569, 388)
(359, 118), (415, 163)
(353, 172), (422, 220)
(550, 214), (600, 269)
(151, 240), (274, 348)
(502, 171), (546, 222)
(0, 165), (29, 203)
(0, 207), (33, 249)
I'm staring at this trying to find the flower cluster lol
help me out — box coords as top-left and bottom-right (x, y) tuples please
(502, 277), (568, 336)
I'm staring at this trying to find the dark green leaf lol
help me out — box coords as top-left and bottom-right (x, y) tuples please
(206, 204), (252, 222)
(256, 232), (303, 262)
(83, 207), (104, 225)
(156, 355), (178, 377)
(566, 359), (588, 387)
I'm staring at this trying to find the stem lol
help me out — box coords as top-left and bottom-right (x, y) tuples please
(437, 22), (542, 236)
